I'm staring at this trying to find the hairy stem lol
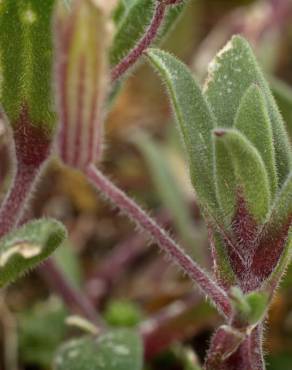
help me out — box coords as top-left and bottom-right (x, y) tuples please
(0, 164), (39, 238)
(85, 164), (232, 318)
(111, 0), (174, 82)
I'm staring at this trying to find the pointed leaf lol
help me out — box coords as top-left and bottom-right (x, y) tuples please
(0, 219), (67, 287)
(252, 173), (292, 284)
(205, 35), (292, 186)
(235, 84), (278, 198)
(110, 0), (187, 67)
(263, 172), (292, 232)
(0, 0), (56, 133)
(271, 77), (292, 139)
(214, 128), (271, 224)
(146, 48), (218, 214)
(54, 329), (143, 370)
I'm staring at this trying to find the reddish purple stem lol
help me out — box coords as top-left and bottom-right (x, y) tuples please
(111, 1), (168, 82)
(85, 164), (232, 318)
(0, 164), (38, 238)
(39, 258), (104, 327)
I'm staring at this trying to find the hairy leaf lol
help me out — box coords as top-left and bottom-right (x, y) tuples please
(271, 77), (292, 138)
(252, 173), (292, 285)
(146, 48), (218, 214)
(230, 287), (268, 325)
(205, 35), (292, 186)
(0, 0), (56, 133)
(0, 219), (67, 287)
(110, 0), (187, 67)
(235, 84), (278, 198)
(54, 329), (143, 370)
(214, 128), (271, 224)
(205, 325), (245, 369)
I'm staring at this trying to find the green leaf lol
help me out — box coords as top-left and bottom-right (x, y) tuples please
(112, 0), (137, 25)
(0, 219), (67, 287)
(54, 329), (143, 370)
(146, 48), (218, 214)
(245, 291), (268, 325)
(104, 299), (143, 327)
(270, 77), (292, 139)
(266, 172), (292, 232)
(110, 0), (187, 67)
(205, 35), (292, 187)
(214, 128), (271, 223)
(234, 84), (278, 198)
(230, 287), (268, 325)
(0, 0), (56, 133)
(19, 297), (67, 367)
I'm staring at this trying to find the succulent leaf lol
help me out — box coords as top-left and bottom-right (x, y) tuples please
(146, 48), (218, 214)
(0, 219), (67, 287)
(205, 35), (292, 187)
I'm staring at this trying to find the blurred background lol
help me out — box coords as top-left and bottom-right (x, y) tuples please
(1, 0), (292, 369)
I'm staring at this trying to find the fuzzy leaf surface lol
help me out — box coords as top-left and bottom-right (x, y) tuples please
(235, 84), (278, 198)
(0, 0), (56, 132)
(271, 77), (292, 138)
(214, 128), (271, 224)
(146, 48), (217, 214)
(0, 219), (67, 287)
(110, 0), (187, 66)
(205, 35), (292, 186)
(54, 329), (143, 370)
(252, 173), (292, 284)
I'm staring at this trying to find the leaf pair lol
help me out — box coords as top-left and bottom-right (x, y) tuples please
(147, 37), (292, 224)
(146, 36), (292, 289)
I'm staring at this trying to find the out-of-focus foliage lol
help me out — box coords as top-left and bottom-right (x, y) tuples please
(18, 297), (67, 367)
(104, 299), (143, 327)
(54, 329), (143, 370)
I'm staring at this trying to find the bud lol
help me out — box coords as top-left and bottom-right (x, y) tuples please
(55, 0), (108, 170)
